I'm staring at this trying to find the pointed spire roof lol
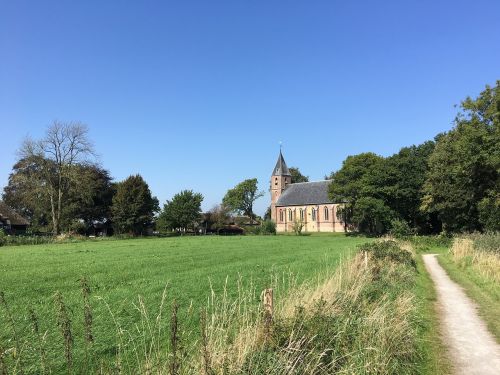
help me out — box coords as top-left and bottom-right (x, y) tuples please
(272, 150), (291, 176)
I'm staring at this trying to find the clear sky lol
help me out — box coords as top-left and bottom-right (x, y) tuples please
(1, 1), (499, 215)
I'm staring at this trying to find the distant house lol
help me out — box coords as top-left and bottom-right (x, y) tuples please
(0, 201), (30, 234)
(270, 151), (346, 233)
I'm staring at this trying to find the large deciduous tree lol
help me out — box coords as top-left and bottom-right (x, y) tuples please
(111, 175), (159, 235)
(422, 82), (499, 232)
(157, 190), (203, 233)
(222, 178), (264, 221)
(328, 145), (440, 235)
(18, 122), (95, 234)
(3, 156), (52, 230)
(289, 167), (309, 183)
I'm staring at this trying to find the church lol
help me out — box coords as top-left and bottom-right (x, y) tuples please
(270, 151), (345, 233)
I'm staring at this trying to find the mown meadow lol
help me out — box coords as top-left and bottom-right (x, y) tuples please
(0, 234), (370, 373)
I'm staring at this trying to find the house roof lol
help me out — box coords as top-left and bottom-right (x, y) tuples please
(0, 201), (30, 226)
(276, 180), (333, 206)
(272, 150), (291, 176)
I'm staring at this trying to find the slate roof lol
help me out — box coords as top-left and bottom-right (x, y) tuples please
(276, 180), (333, 206)
(272, 151), (291, 176)
(0, 201), (30, 226)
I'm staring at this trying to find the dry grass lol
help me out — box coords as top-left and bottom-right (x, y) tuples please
(450, 238), (500, 283)
(203, 242), (420, 374)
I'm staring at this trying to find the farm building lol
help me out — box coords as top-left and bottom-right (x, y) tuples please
(270, 151), (346, 233)
(0, 201), (30, 234)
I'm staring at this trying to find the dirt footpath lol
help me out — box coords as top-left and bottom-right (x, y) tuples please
(423, 254), (500, 375)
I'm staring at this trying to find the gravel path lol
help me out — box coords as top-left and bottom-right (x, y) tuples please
(423, 254), (500, 375)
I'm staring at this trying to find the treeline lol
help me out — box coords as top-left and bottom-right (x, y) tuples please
(329, 81), (499, 235)
(2, 123), (266, 236)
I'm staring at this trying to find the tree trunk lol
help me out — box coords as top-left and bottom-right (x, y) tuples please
(50, 193), (58, 235)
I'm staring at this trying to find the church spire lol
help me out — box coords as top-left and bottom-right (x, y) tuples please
(272, 150), (291, 176)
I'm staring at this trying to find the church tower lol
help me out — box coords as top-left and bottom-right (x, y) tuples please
(270, 150), (291, 222)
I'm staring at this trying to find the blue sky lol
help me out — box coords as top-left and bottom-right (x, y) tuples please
(1, 1), (499, 215)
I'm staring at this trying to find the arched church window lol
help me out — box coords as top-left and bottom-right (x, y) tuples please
(279, 210), (284, 222)
(299, 208), (304, 221)
(312, 208), (316, 221)
(288, 209), (293, 221)
(324, 207), (329, 221)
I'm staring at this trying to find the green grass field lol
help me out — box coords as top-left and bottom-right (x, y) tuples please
(0, 234), (369, 373)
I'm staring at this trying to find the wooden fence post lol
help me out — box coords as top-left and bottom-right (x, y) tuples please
(263, 288), (273, 344)
(263, 288), (273, 317)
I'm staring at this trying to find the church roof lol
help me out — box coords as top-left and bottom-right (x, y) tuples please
(276, 180), (333, 206)
(272, 150), (291, 176)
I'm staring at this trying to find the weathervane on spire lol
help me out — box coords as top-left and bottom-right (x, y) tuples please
(279, 140), (282, 152)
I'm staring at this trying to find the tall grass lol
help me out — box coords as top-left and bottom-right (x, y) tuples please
(450, 236), (500, 283)
(0, 240), (423, 374)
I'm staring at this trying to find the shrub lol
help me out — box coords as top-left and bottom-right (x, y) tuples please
(291, 220), (304, 235)
(389, 218), (414, 238)
(358, 240), (416, 269)
(259, 220), (276, 235)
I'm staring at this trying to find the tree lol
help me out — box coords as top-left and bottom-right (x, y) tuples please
(3, 156), (52, 230)
(111, 175), (159, 235)
(366, 141), (439, 233)
(65, 165), (115, 228)
(328, 153), (384, 231)
(203, 204), (231, 233)
(422, 81), (499, 232)
(328, 146), (439, 235)
(157, 190), (203, 233)
(19, 121), (95, 234)
(289, 167), (309, 183)
(3, 157), (115, 233)
(351, 197), (394, 235)
(222, 178), (264, 220)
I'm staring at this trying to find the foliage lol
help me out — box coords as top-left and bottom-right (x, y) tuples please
(203, 204), (231, 233)
(358, 240), (416, 269)
(328, 143), (438, 235)
(292, 219), (304, 235)
(3, 158), (114, 234)
(263, 206), (271, 220)
(2, 156), (52, 230)
(329, 152), (384, 204)
(157, 190), (203, 232)
(16, 121), (95, 234)
(288, 167), (309, 183)
(111, 174), (159, 235)
(222, 178), (264, 220)
(351, 196), (394, 235)
(390, 218), (415, 238)
(259, 219), (276, 235)
(422, 81), (500, 233)
(0, 229), (6, 247)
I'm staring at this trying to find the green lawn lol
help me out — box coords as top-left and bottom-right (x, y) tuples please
(0, 234), (367, 373)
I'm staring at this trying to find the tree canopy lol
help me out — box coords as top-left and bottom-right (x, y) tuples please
(222, 178), (264, 220)
(157, 190), (203, 232)
(2, 157), (114, 233)
(422, 81), (500, 232)
(111, 175), (159, 235)
(289, 167), (309, 183)
(16, 122), (95, 234)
